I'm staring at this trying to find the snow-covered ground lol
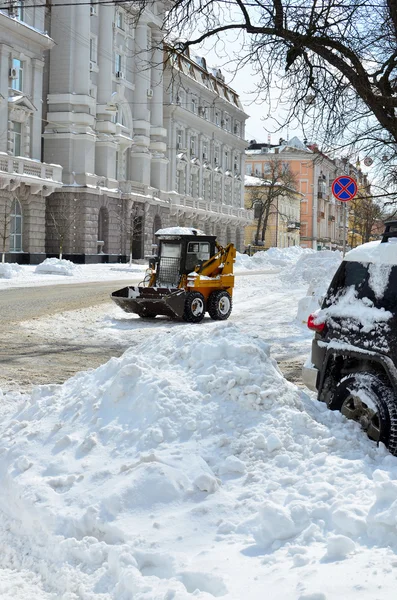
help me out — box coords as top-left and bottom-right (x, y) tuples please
(2, 248), (397, 600)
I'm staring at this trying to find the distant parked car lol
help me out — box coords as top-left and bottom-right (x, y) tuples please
(303, 222), (397, 454)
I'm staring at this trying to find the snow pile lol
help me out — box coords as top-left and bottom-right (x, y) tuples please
(155, 227), (206, 236)
(235, 246), (314, 271)
(35, 258), (83, 276)
(292, 251), (342, 323)
(1, 319), (397, 597)
(0, 262), (23, 278)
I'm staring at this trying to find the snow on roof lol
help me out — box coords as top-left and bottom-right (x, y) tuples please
(155, 227), (206, 236)
(345, 240), (397, 265)
(244, 175), (271, 186)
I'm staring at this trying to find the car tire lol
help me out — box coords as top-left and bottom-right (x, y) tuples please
(182, 292), (205, 323)
(208, 290), (232, 320)
(328, 372), (397, 455)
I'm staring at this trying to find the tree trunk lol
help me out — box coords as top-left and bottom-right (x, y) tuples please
(129, 235), (133, 266)
(261, 200), (273, 245)
(1, 253), (4, 263)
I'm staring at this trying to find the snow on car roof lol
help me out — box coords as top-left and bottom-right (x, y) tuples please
(345, 240), (397, 265)
(155, 227), (206, 236)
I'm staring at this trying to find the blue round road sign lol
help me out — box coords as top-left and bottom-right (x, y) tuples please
(331, 176), (357, 202)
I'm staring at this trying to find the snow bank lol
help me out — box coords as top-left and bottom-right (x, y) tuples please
(0, 318), (396, 598)
(35, 258), (83, 276)
(235, 246), (314, 271)
(0, 262), (23, 278)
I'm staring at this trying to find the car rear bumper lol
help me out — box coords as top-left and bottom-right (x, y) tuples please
(302, 363), (319, 392)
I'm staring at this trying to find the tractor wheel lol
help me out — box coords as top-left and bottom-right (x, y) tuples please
(208, 290), (232, 321)
(328, 372), (397, 455)
(183, 292), (205, 323)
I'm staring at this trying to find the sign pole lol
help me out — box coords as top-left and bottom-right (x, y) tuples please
(331, 175), (357, 257)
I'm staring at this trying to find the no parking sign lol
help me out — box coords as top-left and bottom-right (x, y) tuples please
(332, 176), (358, 202)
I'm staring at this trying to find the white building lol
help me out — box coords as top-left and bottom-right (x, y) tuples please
(163, 48), (249, 247)
(0, 1), (62, 262)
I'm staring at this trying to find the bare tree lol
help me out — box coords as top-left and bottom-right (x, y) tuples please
(0, 195), (12, 263)
(161, 0), (397, 178)
(349, 191), (386, 246)
(46, 192), (77, 259)
(247, 158), (297, 245)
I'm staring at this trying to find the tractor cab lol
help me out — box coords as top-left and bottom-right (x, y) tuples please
(153, 228), (217, 287)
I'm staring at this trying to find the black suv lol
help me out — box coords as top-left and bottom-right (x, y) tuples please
(303, 222), (397, 454)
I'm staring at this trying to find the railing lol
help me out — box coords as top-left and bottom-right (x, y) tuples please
(0, 152), (62, 182)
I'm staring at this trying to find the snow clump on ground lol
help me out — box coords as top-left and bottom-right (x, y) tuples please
(235, 246), (314, 271)
(35, 257), (83, 276)
(0, 262), (23, 278)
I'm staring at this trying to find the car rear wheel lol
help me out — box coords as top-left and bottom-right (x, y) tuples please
(208, 290), (232, 320)
(328, 372), (397, 455)
(183, 292), (205, 323)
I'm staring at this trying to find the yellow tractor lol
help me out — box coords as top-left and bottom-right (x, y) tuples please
(111, 227), (236, 323)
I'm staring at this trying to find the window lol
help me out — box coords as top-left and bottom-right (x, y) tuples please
(224, 149), (229, 170)
(90, 37), (97, 62)
(10, 199), (22, 252)
(13, 122), (21, 156)
(116, 10), (124, 29)
(245, 163), (253, 175)
(186, 241), (210, 269)
(234, 154), (239, 172)
(214, 145), (220, 165)
(215, 111), (220, 126)
(114, 53), (122, 74)
(254, 203), (262, 219)
(190, 135), (196, 157)
(191, 97), (197, 114)
(254, 163), (262, 176)
(16, 1), (24, 21)
(202, 139), (208, 160)
(225, 115), (230, 131)
(11, 59), (23, 92)
(176, 129), (184, 150)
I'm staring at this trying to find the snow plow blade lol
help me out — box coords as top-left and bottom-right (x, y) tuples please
(111, 286), (187, 318)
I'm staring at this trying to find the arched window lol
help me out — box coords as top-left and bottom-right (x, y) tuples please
(97, 206), (109, 253)
(10, 198), (22, 252)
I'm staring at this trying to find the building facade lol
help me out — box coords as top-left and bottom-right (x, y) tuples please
(0, 2), (62, 262)
(244, 175), (301, 249)
(245, 137), (357, 251)
(0, 1), (250, 264)
(163, 48), (249, 247)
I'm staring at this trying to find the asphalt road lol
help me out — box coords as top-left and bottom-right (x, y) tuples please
(0, 275), (303, 394)
(0, 279), (140, 393)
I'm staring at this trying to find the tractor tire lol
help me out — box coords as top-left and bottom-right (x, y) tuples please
(208, 290), (232, 321)
(182, 292), (205, 323)
(328, 372), (397, 455)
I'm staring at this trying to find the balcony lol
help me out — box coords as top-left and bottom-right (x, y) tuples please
(287, 221), (300, 230)
(318, 211), (325, 219)
(0, 152), (62, 195)
(328, 215), (335, 222)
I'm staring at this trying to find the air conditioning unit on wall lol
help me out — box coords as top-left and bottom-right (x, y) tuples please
(9, 67), (18, 79)
(115, 71), (124, 79)
(147, 89), (153, 98)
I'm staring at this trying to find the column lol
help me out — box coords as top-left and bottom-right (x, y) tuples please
(130, 18), (151, 184)
(95, 2), (117, 179)
(0, 45), (10, 154)
(31, 58), (44, 160)
(149, 28), (167, 190)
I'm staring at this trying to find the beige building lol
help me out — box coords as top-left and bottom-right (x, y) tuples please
(244, 174), (301, 250)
